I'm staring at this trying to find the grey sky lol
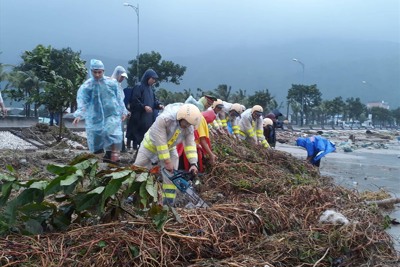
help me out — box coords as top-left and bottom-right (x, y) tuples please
(1, 0), (399, 62)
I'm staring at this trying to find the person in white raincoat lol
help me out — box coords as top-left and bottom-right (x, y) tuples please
(229, 103), (244, 138)
(238, 105), (270, 148)
(73, 59), (128, 162)
(110, 66), (129, 154)
(133, 103), (201, 205)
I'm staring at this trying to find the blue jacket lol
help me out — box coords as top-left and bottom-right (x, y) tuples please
(296, 136), (336, 164)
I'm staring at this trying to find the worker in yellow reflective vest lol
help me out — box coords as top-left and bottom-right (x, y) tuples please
(238, 105), (270, 148)
(208, 99), (225, 134)
(133, 103), (202, 205)
(228, 103), (244, 138)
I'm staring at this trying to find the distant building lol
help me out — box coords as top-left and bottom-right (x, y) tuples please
(366, 101), (390, 110)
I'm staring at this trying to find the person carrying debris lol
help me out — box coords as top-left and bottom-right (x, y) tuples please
(296, 135), (336, 167)
(73, 59), (128, 163)
(133, 103), (201, 205)
(238, 105), (270, 148)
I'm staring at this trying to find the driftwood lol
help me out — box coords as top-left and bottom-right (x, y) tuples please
(366, 198), (400, 207)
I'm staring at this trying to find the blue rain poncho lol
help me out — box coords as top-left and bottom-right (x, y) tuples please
(74, 59), (127, 152)
(296, 135), (336, 165)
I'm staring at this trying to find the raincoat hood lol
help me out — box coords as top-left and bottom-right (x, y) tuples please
(296, 137), (307, 148)
(111, 66), (128, 80)
(272, 109), (283, 118)
(141, 69), (158, 85)
(266, 113), (277, 122)
(90, 59), (104, 70)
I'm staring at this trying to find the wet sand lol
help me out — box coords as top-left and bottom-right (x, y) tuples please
(277, 143), (400, 251)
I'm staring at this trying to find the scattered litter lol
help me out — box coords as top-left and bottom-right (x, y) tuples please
(319, 209), (350, 225)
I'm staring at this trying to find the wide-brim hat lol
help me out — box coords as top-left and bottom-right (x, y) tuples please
(204, 95), (217, 102)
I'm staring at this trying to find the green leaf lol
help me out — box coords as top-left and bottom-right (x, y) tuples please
(4, 200), (18, 224)
(89, 162), (98, 179)
(100, 180), (123, 212)
(19, 202), (55, 223)
(5, 188), (44, 223)
(44, 174), (68, 195)
(0, 173), (16, 182)
(88, 186), (105, 194)
(63, 181), (80, 195)
(24, 219), (44, 235)
(60, 173), (80, 186)
(123, 176), (135, 186)
(108, 170), (132, 180)
(129, 245), (140, 257)
(19, 202), (56, 215)
(52, 212), (72, 231)
(97, 240), (107, 248)
(145, 176), (157, 201)
(139, 183), (148, 207)
(151, 205), (169, 231)
(47, 164), (77, 175)
(136, 173), (149, 182)
(74, 193), (102, 212)
(16, 188), (44, 206)
(29, 181), (49, 190)
(0, 181), (14, 206)
(74, 158), (96, 170)
(5, 165), (15, 173)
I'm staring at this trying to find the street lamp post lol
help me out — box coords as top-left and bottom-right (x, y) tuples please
(292, 58), (305, 126)
(124, 2), (140, 83)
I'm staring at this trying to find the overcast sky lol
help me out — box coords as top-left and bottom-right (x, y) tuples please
(1, 0), (399, 63)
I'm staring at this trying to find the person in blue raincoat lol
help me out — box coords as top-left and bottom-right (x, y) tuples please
(73, 59), (128, 162)
(127, 69), (164, 149)
(296, 135), (336, 167)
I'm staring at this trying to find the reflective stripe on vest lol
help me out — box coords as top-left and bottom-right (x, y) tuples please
(143, 129), (182, 161)
(184, 145), (197, 160)
(167, 128), (181, 147)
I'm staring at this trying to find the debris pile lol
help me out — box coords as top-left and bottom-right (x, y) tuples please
(1, 133), (399, 266)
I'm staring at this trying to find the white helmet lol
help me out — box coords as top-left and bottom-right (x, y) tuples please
(230, 103), (243, 114)
(212, 99), (224, 110)
(251, 105), (263, 115)
(263, 118), (273, 127)
(177, 104), (202, 126)
(240, 105), (246, 112)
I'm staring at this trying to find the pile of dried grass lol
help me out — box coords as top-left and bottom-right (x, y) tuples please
(1, 134), (399, 266)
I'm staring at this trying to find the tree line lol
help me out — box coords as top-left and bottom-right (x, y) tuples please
(1, 45), (399, 127)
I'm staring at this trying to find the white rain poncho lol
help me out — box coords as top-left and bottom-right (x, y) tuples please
(111, 65), (129, 114)
(74, 59), (127, 152)
(238, 108), (269, 148)
(135, 103), (198, 168)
